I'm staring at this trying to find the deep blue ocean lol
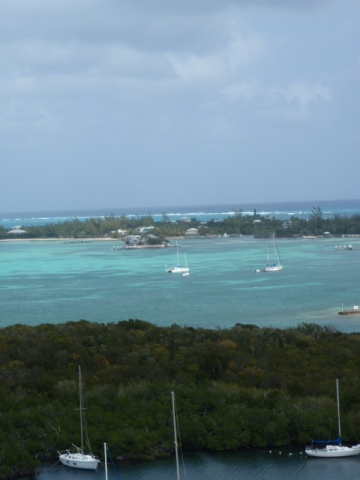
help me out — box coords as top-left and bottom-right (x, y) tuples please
(2, 199), (360, 479)
(1, 198), (360, 229)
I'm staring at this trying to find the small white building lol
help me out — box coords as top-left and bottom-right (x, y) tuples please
(135, 226), (155, 233)
(185, 228), (199, 236)
(125, 235), (141, 244)
(146, 234), (159, 239)
(6, 227), (27, 235)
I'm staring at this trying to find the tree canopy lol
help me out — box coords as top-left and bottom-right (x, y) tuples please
(2, 208), (360, 241)
(1, 320), (360, 478)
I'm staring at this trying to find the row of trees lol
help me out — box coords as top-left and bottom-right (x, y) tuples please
(1, 320), (360, 478)
(2, 208), (360, 241)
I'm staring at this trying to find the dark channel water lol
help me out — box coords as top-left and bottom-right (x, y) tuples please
(36, 447), (360, 480)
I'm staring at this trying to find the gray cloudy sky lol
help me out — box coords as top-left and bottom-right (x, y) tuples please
(1, 0), (360, 212)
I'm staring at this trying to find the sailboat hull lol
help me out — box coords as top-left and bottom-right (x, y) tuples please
(305, 445), (360, 458)
(166, 267), (189, 273)
(263, 265), (283, 272)
(59, 452), (99, 470)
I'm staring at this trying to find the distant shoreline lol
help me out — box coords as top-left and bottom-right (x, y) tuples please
(0, 237), (116, 243)
(0, 236), (186, 244)
(1, 233), (360, 244)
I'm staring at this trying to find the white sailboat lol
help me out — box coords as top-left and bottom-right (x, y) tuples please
(263, 234), (283, 272)
(166, 242), (189, 275)
(59, 366), (99, 470)
(305, 379), (360, 458)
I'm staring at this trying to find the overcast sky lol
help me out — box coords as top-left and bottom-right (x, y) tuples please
(1, 0), (360, 212)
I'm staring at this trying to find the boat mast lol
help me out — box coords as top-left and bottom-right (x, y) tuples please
(266, 242), (269, 264)
(336, 379), (341, 442)
(272, 234), (276, 262)
(104, 443), (108, 480)
(171, 391), (180, 480)
(79, 365), (84, 455)
(273, 234), (281, 266)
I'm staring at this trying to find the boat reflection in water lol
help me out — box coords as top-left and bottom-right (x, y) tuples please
(43, 446), (360, 480)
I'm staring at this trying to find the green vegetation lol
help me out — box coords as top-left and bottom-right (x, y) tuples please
(1, 320), (360, 478)
(2, 207), (360, 241)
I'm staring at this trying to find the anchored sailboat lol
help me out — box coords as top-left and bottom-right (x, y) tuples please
(305, 379), (360, 458)
(59, 366), (99, 470)
(166, 242), (189, 275)
(263, 234), (283, 272)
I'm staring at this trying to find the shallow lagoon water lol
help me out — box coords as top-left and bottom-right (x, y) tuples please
(1, 236), (359, 332)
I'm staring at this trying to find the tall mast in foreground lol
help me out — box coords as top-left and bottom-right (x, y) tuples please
(336, 378), (341, 442)
(171, 391), (180, 480)
(79, 365), (84, 454)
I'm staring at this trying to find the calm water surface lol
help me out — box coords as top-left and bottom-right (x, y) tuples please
(38, 448), (360, 480)
(1, 236), (359, 331)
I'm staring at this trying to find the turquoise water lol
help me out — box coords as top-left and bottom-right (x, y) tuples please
(1, 236), (359, 332)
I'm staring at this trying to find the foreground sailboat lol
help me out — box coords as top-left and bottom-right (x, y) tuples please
(59, 366), (99, 470)
(166, 242), (189, 275)
(263, 234), (283, 272)
(305, 379), (360, 458)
